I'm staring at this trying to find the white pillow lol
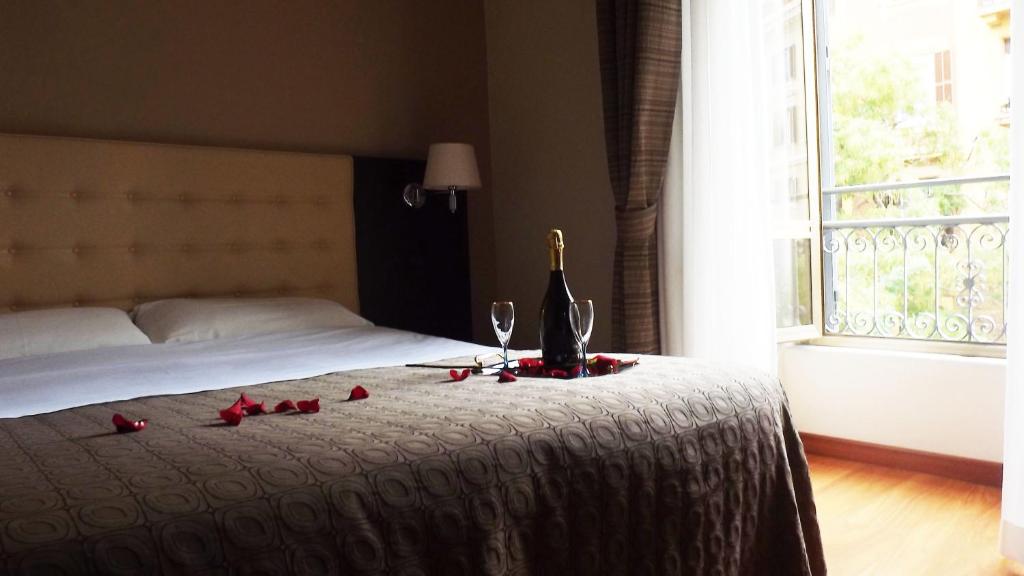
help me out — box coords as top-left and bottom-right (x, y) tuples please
(131, 297), (372, 344)
(0, 307), (152, 361)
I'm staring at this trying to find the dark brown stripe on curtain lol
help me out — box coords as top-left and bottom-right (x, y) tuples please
(597, 0), (681, 354)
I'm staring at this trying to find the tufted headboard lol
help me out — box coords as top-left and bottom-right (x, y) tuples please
(0, 133), (359, 314)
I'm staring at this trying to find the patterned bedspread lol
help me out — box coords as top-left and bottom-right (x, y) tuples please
(0, 355), (825, 575)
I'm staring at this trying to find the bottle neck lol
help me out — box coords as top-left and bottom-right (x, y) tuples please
(549, 247), (564, 271)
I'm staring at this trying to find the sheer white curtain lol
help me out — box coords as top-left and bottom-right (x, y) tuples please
(659, 0), (784, 373)
(1002, 0), (1023, 563)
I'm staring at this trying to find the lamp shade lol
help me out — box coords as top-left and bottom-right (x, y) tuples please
(423, 143), (481, 191)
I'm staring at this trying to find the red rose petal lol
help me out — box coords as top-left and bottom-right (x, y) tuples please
(570, 364), (583, 377)
(518, 357), (544, 376)
(297, 398), (320, 413)
(274, 399), (296, 413)
(242, 402), (266, 416)
(348, 386), (369, 401)
(112, 413), (147, 433)
(239, 393), (258, 408)
(548, 369), (569, 379)
(592, 354), (622, 375)
(449, 368), (471, 382)
(220, 399), (244, 426)
(498, 369), (517, 383)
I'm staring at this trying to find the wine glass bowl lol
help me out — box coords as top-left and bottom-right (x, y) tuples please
(569, 300), (594, 377)
(491, 301), (515, 369)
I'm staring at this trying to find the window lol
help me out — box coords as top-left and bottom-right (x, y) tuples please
(772, 0), (822, 341)
(1003, 37), (1012, 124)
(787, 106), (802, 145)
(934, 50), (953, 103)
(786, 44), (799, 81)
(774, 0), (1011, 354)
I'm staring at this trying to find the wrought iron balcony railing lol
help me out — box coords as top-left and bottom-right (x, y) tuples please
(822, 175), (1010, 345)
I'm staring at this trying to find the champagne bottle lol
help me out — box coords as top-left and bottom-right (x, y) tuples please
(539, 229), (583, 369)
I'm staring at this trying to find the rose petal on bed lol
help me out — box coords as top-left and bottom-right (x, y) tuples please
(592, 355), (622, 375)
(219, 399), (244, 426)
(570, 364), (583, 378)
(518, 357), (544, 376)
(112, 413), (147, 433)
(348, 386), (369, 401)
(297, 398), (321, 413)
(239, 393), (258, 408)
(242, 402), (267, 416)
(273, 400), (296, 413)
(449, 368), (471, 382)
(497, 370), (517, 383)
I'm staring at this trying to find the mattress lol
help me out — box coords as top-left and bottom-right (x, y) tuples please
(0, 329), (824, 575)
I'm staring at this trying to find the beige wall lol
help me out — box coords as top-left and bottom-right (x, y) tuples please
(0, 0), (496, 342)
(485, 0), (615, 351)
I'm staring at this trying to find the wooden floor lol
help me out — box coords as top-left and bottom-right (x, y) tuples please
(808, 454), (1024, 576)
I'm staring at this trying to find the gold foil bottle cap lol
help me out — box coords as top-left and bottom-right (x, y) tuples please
(547, 229), (564, 250)
(547, 229), (565, 270)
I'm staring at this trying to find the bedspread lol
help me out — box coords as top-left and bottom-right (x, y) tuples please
(0, 355), (825, 575)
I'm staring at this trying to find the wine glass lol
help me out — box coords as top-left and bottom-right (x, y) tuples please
(570, 300), (594, 377)
(491, 301), (515, 370)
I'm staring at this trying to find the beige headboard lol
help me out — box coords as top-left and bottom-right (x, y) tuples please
(0, 134), (359, 314)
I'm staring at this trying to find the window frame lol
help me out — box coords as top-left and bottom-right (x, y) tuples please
(776, 0), (825, 343)
(794, 0), (1008, 359)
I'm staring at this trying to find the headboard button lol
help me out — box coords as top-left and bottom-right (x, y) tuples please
(69, 191), (80, 200)
(128, 245), (137, 254)
(3, 189), (14, 198)
(180, 244), (190, 253)
(125, 192), (136, 201)
(71, 246), (80, 255)
(7, 247), (16, 255)
(72, 301), (81, 307)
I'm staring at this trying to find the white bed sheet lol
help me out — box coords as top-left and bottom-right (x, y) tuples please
(0, 326), (493, 418)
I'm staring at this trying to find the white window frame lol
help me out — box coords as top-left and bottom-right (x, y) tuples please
(789, 0), (1008, 359)
(776, 0), (825, 343)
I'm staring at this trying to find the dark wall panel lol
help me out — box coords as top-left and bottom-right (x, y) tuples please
(354, 157), (472, 342)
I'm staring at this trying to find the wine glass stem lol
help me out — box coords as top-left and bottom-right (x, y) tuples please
(581, 343), (589, 376)
(502, 345), (509, 370)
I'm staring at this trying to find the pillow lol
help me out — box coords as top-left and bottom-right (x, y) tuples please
(0, 307), (152, 361)
(131, 297), (372, 344)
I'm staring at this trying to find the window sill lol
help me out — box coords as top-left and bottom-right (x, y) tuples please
(796, 335), (1006, 360)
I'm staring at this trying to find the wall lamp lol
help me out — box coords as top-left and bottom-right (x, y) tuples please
(403, 142), (480, 213)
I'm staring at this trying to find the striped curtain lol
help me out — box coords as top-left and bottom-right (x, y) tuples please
(596, 0), (682, 354)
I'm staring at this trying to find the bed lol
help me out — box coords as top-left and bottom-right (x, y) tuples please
(0, 134), (825, 575)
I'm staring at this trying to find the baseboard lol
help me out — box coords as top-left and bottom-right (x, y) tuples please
(800, 432), (1003, 488)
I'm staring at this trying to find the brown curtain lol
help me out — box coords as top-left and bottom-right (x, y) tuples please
(597, 0), (681, 354)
